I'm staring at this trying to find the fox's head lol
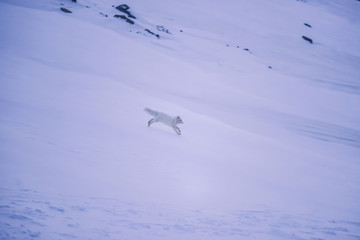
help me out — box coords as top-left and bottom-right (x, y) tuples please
(176, 116), (183, 125)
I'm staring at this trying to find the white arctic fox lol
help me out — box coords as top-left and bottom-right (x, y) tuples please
(144, 108), (183, 135)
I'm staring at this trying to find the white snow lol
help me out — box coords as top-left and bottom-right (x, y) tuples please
(0, 0), (359, 239)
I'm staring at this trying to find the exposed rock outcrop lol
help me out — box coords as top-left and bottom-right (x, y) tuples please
(115, 4), (136, 19)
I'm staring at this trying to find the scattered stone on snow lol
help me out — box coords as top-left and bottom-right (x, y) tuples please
(156, 26), (171, 34)
(125, 18), (134, 24)
(115, 4), (136, 19)
(60, 7), (72, 13)
(302, 35), (313, 44)
(145, 29), (160, 39)
(243, 48), (253, 53)
(114, 14), (134, 24)
(116, 4), (129, 10)
(114, 14), (126, 19)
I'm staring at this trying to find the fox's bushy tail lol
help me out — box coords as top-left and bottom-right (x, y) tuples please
(144, 108), (158, 116)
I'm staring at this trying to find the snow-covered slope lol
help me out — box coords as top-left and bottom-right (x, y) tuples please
(1, 0), (359, 239)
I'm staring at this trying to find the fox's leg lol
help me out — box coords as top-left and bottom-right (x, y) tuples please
(148, 118), (155, 127)
(173, 126), (181, 135)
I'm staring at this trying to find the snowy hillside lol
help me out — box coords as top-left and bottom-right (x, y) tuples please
(1, 0), (360, 239)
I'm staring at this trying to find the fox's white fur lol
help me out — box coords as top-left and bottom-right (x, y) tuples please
(144, 108), (183, 135)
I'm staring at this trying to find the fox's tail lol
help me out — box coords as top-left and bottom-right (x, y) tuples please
(144, 108), (158, 116)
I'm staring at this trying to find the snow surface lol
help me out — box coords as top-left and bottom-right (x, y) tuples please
(0, 0), (360, 239)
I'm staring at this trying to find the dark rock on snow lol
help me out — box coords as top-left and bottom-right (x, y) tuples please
(116, 4), (130, 11)
(60, 7), (72, 13)
(114, 14), (135, 24)
(304, 23), (312, 28)
(156, 26), (171, 34)
(243, 48), (253, 54)
(302, 35), (313, 44)
(115, 4), (136, 19)
(114, 14), (127, 19)
(145, 29), (160, 39)
(125, 18), (135, 24)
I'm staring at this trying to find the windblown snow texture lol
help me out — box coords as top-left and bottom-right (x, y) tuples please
(0, 0), (359, 239)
